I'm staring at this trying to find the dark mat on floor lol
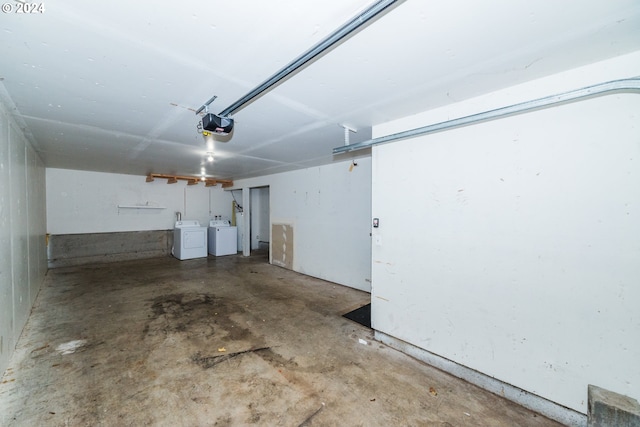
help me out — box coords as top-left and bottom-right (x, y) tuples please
(343, 303), (371, 328)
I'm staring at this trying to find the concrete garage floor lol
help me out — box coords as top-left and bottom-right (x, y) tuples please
(0, 253), (563, 426)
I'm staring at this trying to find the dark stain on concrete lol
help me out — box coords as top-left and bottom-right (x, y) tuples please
(191, 347), (271, 369)
(143, 293), (226, 338)
(149, 293), (220, 319)
(257, 347), (300, 369)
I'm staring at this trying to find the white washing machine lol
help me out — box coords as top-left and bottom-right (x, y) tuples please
(173, 220), (208, 260)
(208, 219), (238, 256)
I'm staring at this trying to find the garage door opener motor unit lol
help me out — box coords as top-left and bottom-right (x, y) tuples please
(202, 113), (234, 135)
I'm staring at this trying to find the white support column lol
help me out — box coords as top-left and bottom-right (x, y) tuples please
(242, 187), (250, 257)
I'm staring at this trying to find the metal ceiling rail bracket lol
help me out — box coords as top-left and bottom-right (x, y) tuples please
(332, 77), (640, 154)
(195, 95), (218, 116)
(342, 124), (357, 146)
(218, 0), (403, 118)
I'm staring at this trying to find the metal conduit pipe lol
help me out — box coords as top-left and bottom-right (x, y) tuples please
(333, 77), (640, 154)
(218, 0), (403, 118)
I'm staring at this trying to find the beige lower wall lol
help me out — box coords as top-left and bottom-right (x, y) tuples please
(48, 230), (174, 268)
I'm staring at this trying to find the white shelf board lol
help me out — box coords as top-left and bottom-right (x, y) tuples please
(117, 205), (166, 209)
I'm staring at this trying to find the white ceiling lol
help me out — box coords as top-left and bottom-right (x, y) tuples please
(2, 0), (639, 181)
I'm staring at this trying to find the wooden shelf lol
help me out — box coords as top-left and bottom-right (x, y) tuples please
(146, 173), (233, 188)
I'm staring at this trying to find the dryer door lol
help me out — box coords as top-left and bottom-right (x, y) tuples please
(184, 229), (206, 248)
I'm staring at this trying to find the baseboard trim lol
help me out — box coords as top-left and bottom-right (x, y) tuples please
(375, 331), (587, 427)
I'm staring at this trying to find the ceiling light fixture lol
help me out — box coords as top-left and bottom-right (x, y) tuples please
(207, 152), (214, 162)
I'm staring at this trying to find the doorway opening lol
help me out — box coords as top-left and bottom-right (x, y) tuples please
(231, 186), (270, 260)
(250, 186), (270, 258)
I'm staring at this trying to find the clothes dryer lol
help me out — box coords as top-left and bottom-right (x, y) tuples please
(173, 220), (208, 260)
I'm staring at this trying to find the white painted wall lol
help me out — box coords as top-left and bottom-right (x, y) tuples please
(0, 89), (47, 377)
(371, 51), (640, 414)
(46, 169), (233, 234)
(231, 156), (372, 292)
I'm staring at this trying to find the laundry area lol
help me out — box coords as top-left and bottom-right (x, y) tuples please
(0, 255), (561, 426)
